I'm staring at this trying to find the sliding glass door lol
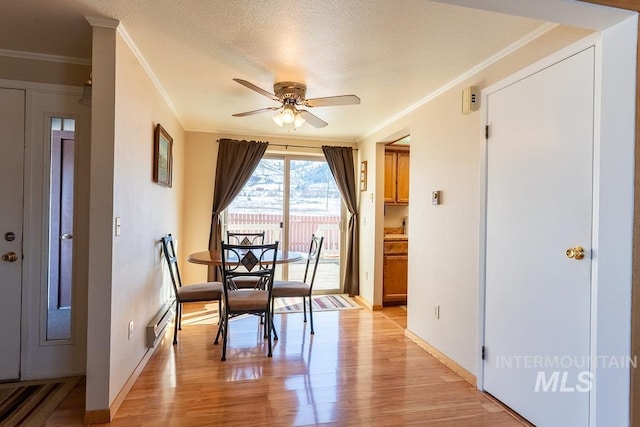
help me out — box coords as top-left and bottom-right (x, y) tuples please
(225, 155), (343, 293)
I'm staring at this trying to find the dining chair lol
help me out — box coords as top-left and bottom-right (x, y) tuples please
(161, 234), (223, 345)
(217, 241), (278, 361)
(226, 231), (266, 289)
(226, 231), (265, 246)
(271, 235), (324, 338)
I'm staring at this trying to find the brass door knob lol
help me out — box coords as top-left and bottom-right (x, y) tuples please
(566, 246), (585, 260)
(2, 252), (18, 262)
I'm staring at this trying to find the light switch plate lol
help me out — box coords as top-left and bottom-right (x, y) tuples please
(115, 217), (121, 236)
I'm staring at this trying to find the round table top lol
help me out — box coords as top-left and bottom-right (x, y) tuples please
(187, 249), (305, 266)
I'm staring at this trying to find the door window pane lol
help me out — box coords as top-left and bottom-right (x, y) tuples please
(289, 159), (341, 292)
(47, 118), (75, 340)
(226, 158), (284, 242)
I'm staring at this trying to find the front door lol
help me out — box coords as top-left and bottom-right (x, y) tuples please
(483, 47), (594, 426)
(0, 88), (25, 380)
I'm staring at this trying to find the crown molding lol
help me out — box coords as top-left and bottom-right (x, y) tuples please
(0, 48), (90, 66)
(85, 16), (120, 29)
(362, 22), (557, 141)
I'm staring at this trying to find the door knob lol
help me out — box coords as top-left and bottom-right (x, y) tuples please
(60, 234), (73, 240)
(566, 246), (585, 260)
(2, 252), (18, 262)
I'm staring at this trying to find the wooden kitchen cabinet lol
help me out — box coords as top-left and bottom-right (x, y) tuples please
(383, 239), (408, 305)
(384, 149), (410, 204)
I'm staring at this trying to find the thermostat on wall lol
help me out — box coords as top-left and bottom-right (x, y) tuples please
(432, 191), (441, 205)
(462, 86), (479, 115)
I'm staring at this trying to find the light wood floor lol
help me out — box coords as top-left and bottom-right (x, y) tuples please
(44, 304), (525, 426)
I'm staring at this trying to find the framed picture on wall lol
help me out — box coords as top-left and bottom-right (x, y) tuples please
(153, 123), (173, 187)
(360, 161), (367, 191)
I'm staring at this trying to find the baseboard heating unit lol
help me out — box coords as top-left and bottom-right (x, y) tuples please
(146, 299), (175, 348)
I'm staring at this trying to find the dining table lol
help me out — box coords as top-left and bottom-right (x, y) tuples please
(187, 249), (305, 266)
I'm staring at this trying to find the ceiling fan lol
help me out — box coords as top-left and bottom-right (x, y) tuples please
(232, 78), (360, 128)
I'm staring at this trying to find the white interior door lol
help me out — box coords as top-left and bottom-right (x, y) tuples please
(483, 47), (594, 426)
(0, 88), (25, 380)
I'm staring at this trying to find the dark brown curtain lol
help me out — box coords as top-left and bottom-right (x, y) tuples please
(207, 139), (268, 280)
(322, 146), (359, 296)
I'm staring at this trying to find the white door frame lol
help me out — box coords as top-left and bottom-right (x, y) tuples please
(477, 24), (636, 426)
(0, 78), (89, 379)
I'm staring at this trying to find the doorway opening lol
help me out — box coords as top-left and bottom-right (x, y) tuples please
(225, 155), (344, 293)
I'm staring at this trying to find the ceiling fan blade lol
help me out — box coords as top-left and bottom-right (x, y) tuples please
(232, 106), (281, 117)
(304, 94), (361, 108)
(298, 110), (328, 128)
(233, 78), (279, 101)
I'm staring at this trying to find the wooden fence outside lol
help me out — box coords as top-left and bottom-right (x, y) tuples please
(227, 212), (341, 256)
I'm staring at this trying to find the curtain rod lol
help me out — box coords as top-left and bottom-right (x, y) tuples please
(269, 143), (358, 151)
(215, 140), (357, 151)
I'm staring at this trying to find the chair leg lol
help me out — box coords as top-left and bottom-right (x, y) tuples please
(214, 300), (222, 344)
(214, 320), (223, 345)
(221, 313), (228, 361)
(215, 302), (224, 345)
(263, 313), (269, 339)
(303, 298), (307, 323)
(173, 301), (179, 345)
(308, 295), (314, 335)
(213, 324), (223, 345)
(271, 299), (279, 341)
(177, 303), (183, 330)
(267, 308), (272, 358)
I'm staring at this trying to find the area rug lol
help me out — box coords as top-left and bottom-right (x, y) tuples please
(0, 376), (81, 426)
(274, 294), (361, 313)
(182, 295), (361, 326)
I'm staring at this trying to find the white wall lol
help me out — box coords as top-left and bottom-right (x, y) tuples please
(86, 24), (117, 411)
(86, 23), (185, 412)
(109, 31), (185, 404)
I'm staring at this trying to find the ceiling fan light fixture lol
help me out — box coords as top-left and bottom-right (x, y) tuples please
(272, 112), (284, 127)
(281, 104), (296, 124)
(232, 78), (358, 129)
(294, 113), (306, 128)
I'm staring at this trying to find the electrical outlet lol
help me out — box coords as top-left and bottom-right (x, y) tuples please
(128, 320), (134, 340)
(434, 305), (440, 319)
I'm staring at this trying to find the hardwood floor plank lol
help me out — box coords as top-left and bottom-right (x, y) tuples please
(45, 304), (526, 426)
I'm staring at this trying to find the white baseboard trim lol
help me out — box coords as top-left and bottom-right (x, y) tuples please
(405, 329), (476, 387)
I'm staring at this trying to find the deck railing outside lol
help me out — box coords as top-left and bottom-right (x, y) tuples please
(226, 212), (341, 291)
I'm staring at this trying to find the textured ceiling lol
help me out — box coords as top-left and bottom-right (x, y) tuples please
(0, 0), (549, 141)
